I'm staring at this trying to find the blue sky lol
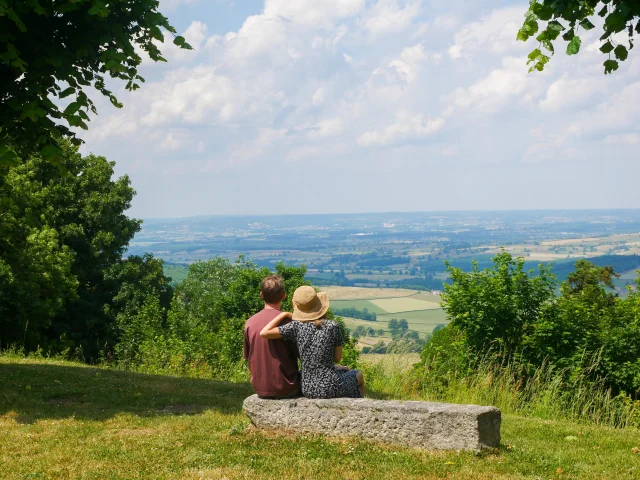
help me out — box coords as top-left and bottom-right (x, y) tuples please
(81, 0), (640, 218)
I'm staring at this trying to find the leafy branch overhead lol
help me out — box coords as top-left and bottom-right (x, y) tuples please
(518, 0), (639, 74)
(0, 0), (192, 165)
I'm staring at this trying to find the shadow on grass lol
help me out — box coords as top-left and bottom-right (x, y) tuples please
(0, 362), (254, 424)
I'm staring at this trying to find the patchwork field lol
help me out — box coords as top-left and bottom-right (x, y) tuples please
(370, 297), (441, 313)
(329, 286), (448, 343)
(481, 233), (640, 261)
(377, 310), (448, 336)
(321, 286), (418, 300)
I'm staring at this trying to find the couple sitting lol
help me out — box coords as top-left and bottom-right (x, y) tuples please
(244, 275), (365, 399)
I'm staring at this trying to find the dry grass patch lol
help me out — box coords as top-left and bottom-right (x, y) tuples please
(370, 297), (441, 313)
(321, 286), (418, 300)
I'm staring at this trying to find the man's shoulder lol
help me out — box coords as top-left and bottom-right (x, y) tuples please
(245, 308), (280, 330)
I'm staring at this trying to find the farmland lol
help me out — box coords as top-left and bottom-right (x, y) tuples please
(326, 286), (449, 347)
(150, 211), (640, 297)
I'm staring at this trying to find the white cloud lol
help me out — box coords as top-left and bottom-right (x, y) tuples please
(160, 0), (198, 10)
(286, 146), (322, 162)
(264, 0), (364, 26)
(604, 133), (640, 145)
(184, 21), (208, 49)
(449, 7), (524, 59)
(359, 0), (421, 36)
(539, 75), (604, 112)
(358, 111), (444, 146)
(445, 56), (530, 112)
(448, 45), (462, 59)
(308, 117), (344, 138)
(160, 133), (182, 151)
(312, 87), (326, 106)
(441, 146), (458, 157)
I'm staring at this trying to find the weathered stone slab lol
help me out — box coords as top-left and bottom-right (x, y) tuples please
(243, 395), (501, 451)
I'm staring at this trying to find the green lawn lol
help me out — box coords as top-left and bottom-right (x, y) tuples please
(1, 356), (639, 479)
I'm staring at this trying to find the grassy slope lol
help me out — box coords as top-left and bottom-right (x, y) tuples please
(2, 357), (639, 479)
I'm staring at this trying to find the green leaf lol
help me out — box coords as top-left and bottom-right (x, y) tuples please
(527, 48), (550, 72)
(519, 11), (539, 40)
(547, 20), (565, 41)
(603, 59), (619, 74)
(579, 19), (595, 31)
(41, 144), (62, 160)
(600, 41), (614, 54)
(598, 5), (607, 17)
(63, 102), (81, 116)
(536, 31), (554, 53)
(605, 11), (627, 34)
(59, 87), (75, 99)
(562, 29), (575, 41)
(567, 36), (581, 55)
(614, 44), (628, 61)
(173, 36), (186, 46)
(532, 3), (553, 21)
(6, 8), (27, 32)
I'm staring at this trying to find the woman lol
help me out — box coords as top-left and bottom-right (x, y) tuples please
(260, 285), (365, 399)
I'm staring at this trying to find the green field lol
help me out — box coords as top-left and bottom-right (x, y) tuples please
(330, 287), (448, 340)
(341, 316), (384, 333)
(341, 308), (448, 339)
(378, 309), (448, 336)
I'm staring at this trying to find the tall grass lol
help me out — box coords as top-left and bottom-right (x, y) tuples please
(363, 354), (640, 429)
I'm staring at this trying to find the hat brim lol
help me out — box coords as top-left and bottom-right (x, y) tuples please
(292, 291), (330, 322)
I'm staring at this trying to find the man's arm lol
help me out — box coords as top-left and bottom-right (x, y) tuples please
(243, 327), (250, 361)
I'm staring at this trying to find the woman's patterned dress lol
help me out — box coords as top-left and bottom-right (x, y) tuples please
(278, 320), (361, 399)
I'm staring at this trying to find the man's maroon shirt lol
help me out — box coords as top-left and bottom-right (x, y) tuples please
(243, 308), (300, 397)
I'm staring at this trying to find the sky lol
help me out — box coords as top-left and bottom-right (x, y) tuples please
(80, 0), (640, 218)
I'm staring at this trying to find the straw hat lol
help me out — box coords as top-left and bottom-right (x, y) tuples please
(292, 286), (330, 322)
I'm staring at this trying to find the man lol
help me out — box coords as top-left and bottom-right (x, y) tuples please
(243, 275), (300, 398)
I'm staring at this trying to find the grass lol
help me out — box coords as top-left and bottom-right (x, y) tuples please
(1, 355), (640, 479)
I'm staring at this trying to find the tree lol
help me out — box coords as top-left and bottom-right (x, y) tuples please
(376, 328), (385, 337)
(0, 141), (144, 357)
(443, 251), (557, 360)
(388, 318), (399, 331)
(0, 0), (192, 165)
(518, 0), (640, 74)
(405, 330), (420, 340)
(366, 327), (376, 337)
(398, 319), (409, 332)
(352, 325), (367, 338)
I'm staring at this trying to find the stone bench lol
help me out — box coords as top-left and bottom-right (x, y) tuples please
(243, 395), (501, 451)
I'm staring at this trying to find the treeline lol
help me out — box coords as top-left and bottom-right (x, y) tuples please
(421, 252), (640, 399)
(333, 307), (377, 321)
(0, 142), (172, 360)
(0, 144), (360, 375)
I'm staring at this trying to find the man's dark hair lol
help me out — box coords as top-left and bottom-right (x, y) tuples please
(261, 275), (285, 304)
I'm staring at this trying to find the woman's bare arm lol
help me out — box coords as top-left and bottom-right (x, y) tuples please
(260, 311), (293, 339)
(333, 345), (343, 363)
